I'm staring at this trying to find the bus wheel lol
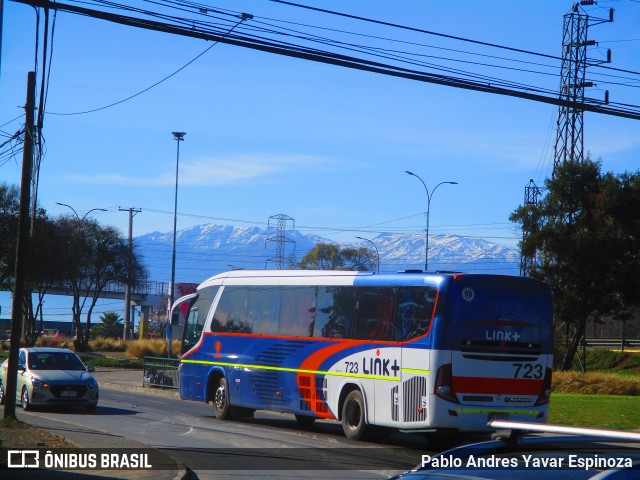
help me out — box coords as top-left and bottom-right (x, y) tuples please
(294, 414), (316, 426)
(341, 390), (367, 440)
(213, 377), (232, 420)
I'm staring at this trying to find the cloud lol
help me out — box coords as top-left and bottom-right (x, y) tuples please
(65, 154), (334, 186)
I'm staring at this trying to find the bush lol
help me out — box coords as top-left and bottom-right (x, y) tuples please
(553, 371), (640, 396)
(126, 339), (181, 359)
(89, 336), (127, 352)
(35, 336), (75, 350)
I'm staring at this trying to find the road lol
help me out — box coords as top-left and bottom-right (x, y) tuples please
(16, 385), (458, 480)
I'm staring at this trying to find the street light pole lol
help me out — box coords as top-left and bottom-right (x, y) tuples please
(405, 171), (458, 272)
(56, 202), (107, 221)
(168, 132), (186, 357)
(355, 236), (380, 273)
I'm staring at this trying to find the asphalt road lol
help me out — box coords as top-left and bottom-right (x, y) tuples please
(16, 386), (458, 480)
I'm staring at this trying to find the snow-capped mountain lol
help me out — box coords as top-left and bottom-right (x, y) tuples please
(135, 224), (520, 284)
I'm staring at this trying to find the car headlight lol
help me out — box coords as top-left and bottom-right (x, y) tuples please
(31, 377), (49, 388)
(88, 379), (98, 389)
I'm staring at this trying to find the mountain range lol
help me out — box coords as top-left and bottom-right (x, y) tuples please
(135, 224), (521, 285)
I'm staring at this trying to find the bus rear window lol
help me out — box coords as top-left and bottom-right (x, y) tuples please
(448, 277), (552, 348)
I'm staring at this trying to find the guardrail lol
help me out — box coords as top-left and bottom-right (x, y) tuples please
(143, 356), (180, 389)
(583, 338), (640, 350)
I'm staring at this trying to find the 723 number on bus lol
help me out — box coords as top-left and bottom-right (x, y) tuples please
(512, 363), (543, 379)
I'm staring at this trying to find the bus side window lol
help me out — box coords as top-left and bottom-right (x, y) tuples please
(211, 286), (251, 333)
(314, 287), (353, 339)
(249, 287), (280, 335)
(354, 287), (396, 341)
(394, 287), (437, 341)
(279, 287), (315, 337)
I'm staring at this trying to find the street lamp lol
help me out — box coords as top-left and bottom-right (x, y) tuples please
(355, 236), (380, 273)
(56, 202), (107, 220)
(168, 131), (186, 357)
(405, 171), (458, 272)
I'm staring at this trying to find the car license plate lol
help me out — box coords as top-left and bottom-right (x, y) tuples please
(61, 390), (77, 397)
(488, 413), (508, 421)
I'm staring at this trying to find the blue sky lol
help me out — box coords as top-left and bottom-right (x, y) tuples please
(1, 1), (639, 322)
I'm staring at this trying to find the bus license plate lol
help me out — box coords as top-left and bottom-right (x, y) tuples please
(61, 390), (77, 397)
(488, 413), (508, 421)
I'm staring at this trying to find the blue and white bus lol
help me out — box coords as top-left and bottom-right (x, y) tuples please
(174, 270), (553, 439)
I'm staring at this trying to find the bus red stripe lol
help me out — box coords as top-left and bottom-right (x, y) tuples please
(453, 376), (542, 395)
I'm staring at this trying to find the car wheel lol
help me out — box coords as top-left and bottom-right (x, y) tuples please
(341, 389), (368, 440)
(21, 386), (32, 411)
(212, 377), (232, 420)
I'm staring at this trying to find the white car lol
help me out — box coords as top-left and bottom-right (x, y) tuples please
(0, 347), (99, 412)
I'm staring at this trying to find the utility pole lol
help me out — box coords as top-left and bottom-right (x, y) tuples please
(4, 72), (35, 419)
(119, 207), (141, 340)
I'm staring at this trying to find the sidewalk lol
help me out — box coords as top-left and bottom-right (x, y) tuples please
(92, 367), (180, 398)
(6, 368), (188, 480)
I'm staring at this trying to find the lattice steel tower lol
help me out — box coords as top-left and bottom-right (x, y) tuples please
(553, 2), (613, 173)
(266, 214), (296, 269)
(520, 2), (612, 276)
(519, 179), (543, 277)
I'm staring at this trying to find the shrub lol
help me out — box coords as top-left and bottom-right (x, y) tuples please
(126, 339), (181, 359)
(553, 371), (640, 396)
(35, 336), (75, 350)
(89, 336), (127, 352)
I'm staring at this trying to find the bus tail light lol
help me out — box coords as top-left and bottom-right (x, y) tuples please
(534, 368), (553, 406)
(434, 364), (459, 404)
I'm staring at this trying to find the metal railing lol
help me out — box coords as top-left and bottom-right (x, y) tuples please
(143, 356), (180, 389)
(583, 338), (640, 350)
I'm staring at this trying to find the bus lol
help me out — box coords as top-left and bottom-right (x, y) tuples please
(174, 270), (553, 440)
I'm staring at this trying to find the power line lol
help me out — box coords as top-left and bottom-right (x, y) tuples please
(12, 0), (640, 119)
(46, 16), (246, 115)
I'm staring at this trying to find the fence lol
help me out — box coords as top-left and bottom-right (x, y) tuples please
(143, 356), (180, 389)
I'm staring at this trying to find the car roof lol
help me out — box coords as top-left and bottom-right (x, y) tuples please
(393, 421), (640, 480)
(23, 347), (75, 354)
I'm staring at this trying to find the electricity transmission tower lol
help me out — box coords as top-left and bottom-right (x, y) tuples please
(520, 1), (613, 276)
(265, 214), (296, 270)
(553, 2), (612, 172)
(519, 179), (543, 277)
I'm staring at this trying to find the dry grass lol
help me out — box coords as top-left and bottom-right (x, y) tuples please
(34, 336), (75, 350)
(553, 370), (640, 396)
(89, 336), (127, 352)
(125, 339), (181, 359)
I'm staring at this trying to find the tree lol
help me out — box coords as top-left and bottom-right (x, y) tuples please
(298, 243), (376, 271)
(0, 183), (20, 290)
(510, 158), (640, 370)
(56, 216), (146, 351)
(0, 183), (66, 345)
(91, 312), (124, 339)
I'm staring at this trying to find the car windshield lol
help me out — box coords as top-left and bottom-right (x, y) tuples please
(28, 352), (86, 371)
